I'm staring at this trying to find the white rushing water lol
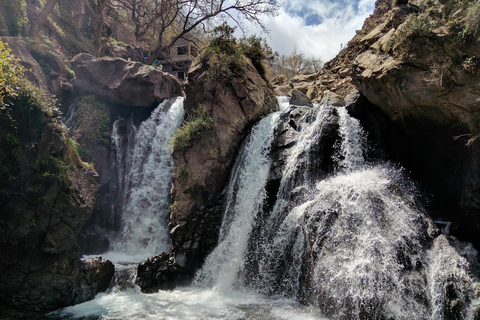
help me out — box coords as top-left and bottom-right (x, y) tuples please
(107, 97), (185, 263)
(53, 100), (480, 319)
(194, 112), (281, 291)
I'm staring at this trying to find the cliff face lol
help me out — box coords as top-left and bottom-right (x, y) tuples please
(286, 0), (480, 246)
(0, 43), (113, 316)
(170, 52), (278, 272)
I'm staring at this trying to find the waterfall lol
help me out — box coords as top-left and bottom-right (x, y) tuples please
(53, 100), (480, 320)
(195, 101), (480, 319)
(194, 112), (281, 291)
(109, 97), (185, 262)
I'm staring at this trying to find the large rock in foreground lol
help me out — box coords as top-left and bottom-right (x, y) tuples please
(71, 53), (183, 107)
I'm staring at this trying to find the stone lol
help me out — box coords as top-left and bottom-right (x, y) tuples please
(136, 252), (187, 293)
(71, 53), (183, 107)
(75, 257), (115, 302)
(320, 91), (345, 106)
(289, 89), (313, 107)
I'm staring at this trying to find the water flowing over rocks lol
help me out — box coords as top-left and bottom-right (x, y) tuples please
(272, 0), (480, 248)
(137, 52), (278, 291)
(71, 53), (183, 107)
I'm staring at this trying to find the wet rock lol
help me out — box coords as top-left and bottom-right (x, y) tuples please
(136, 252), (187, 293)
(75, 257), (115, 302)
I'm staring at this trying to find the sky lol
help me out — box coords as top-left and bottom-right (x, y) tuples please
(237, 0), (376, 62)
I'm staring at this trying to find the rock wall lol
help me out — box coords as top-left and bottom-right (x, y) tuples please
(0, 96), (113, 316)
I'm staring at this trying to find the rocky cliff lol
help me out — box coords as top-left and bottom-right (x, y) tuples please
(284, 0), (480, 247)
(0, 40), (113, 317)
(136, 49), (278, 292)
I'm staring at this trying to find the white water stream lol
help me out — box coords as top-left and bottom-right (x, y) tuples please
(51, 98), (480, 319)
(105, 97), (185, 263)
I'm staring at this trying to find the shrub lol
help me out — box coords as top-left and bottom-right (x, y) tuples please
(387, 13), (437, 56)
(239, 35), (277, 80)
(171, 105), (214, 151)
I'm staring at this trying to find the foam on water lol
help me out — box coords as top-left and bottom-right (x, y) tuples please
(48, 287), (327, 320)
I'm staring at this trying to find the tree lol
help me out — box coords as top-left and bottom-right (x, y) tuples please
(141, 0), (280, 64)
(83, 0), (112, 57)
(113, 0), (161, 43)
(271, 48), (323, 79)
(287, 47), (311, 76)
(27, 0), (59, 38)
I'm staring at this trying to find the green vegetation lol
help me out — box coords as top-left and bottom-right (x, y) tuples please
(71, 95), (111, 146)
(171, 105), (214, 151)
(0, 39), (93, 190)
(0, 0), (27, 36)
(202, 23), (276, 81)
(239, 35), (276, 80)
(174, 165), (189, 185)
(0, 39), (56, 184)
(387, 12), (437, 56)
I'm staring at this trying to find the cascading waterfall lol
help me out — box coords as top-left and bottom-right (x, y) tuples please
(194, 112), (282, 291)
(196, 101), (480, 319)
(109, 97), (185, 262)
(51, 99), (480, 320)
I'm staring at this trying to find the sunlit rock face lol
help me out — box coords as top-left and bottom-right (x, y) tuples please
(166, 51), (278, 280)
(348, 0), (480, 246)
(71, 53), (183, 107)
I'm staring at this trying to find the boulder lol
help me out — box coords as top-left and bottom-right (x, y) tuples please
(320, 91), (345, 106)
(136, 252), (187, 293)
(289, 89), (313, 107)
(71, 53), (183, 107)
(75, 257), (115, 302)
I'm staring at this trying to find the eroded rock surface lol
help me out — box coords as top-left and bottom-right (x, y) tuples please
(71, 53), (183, 107)
(150, 52), (277, 289)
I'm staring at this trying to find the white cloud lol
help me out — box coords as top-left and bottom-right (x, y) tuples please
(237, 0), (376, 62)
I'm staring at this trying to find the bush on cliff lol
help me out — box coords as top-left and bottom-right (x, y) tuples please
(171, 104), (214, 151)
(0, 39), (92, 191)
(203, 23), (276, 81)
